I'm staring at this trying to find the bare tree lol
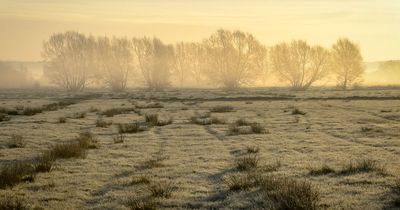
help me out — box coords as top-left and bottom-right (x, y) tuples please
(42, 31), (96, 92)
(173, 42), (192, 87)
(95, 37), (134, 92)
(132, 37), (175, 90)
(331, 38), (364, 90)
(0, 62), (32, 88)
(270, 40), (330, 90)
(203, 29), (267, 89)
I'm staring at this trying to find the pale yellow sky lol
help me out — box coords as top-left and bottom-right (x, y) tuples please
(0, 0), (399, 61)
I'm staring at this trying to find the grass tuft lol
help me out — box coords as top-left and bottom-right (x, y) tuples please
(8, 134), (26, 148)
(113, 133), (125, 144)
(118, 122), (149, 134)
(146, 181), (176, 198)
(145, 113), (172, 126)
(126, 197), (158, 210)
(309, 164), (336, 176)
(0, 162), (35, 189)
(102, 107), (136, 117)
(235, 154), (259, 171)
(58, 116), (67, 123)
(0, 113), (10, 122)
(96, 117), (112, 128)
(291, 108), (307, 115)
(210, 105), (234, 113)
(338, 159), (386, 175)
(0, 195), (28, 210)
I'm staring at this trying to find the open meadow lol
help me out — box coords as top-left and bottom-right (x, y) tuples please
(0, 88), (399, 210)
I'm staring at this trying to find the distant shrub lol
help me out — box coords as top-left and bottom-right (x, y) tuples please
(0, 194), (28, 210)
(210, 105), (234, 113)
(8, 134), (26, 148)
(338, 159), (386, 175)
(250, 123), (267, 134)
(190, 112), (225, 125)
(309, 164), (336, 176)
(229, 119), (267, 135)
(49, 132), (96, 159)
(77, 131), (99, 149)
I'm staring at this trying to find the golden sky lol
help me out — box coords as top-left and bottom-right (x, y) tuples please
(0, 0), (399, 61)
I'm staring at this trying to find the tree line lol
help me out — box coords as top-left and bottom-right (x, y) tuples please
(42, 29), (365, 92)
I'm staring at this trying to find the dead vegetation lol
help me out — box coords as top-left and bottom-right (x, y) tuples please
(0, 113), (10, 122)
(134, 102), (164, 109)
(338, 159), (386, 175)
(309, 164), (336, 176)
(0, 194), (28, 210)
(145, 181), (176, 198)
(235, 154), (259, 171)
(117, 122), (149, 133)
(96, 117), (112, 128)
(291, 108), (307, 115)
(101, 107), (136, 117)
(144, 113), (173, 126)
(126, 197), (158, 210)
(228, 119), (267, 135)
(210, 105), (234, 113)
(7, 134), (26, 148)
(113, 133), (125, 144)
(190, 112), (226, 125)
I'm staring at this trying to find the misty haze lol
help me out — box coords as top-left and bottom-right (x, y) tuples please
(0, 1), (399, 210)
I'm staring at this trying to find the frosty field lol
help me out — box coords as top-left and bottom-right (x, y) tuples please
(0, 88), (399, 210)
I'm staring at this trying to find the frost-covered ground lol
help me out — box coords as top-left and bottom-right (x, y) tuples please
(0, 88), (399, 210)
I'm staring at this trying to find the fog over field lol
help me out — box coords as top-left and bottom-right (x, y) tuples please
(0, 1), (400, 210)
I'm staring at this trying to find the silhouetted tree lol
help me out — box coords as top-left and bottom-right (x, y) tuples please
(270, 40), (330, 90)
(203, 29), (267, 89)
(331, 38), (364, 90)
(42, 31), (96, 92)
(95, 37), (134, 92)
(132, 37), (175, 90)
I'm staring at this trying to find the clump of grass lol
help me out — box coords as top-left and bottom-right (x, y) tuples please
(135, 102), (164, 109)
(393, 179), (400, 207)
(146, 181), (176, 198)
(139, 156), (167, 169)
(144, 113), (172, 126)
(262, 177), (320, 210)
(263, 160), (282, 173)
(229, 119), (267, 135)
(8, 134), (26, 148)
(292, 108), (306, 115)
(309, 164), (336, 176)
(102, 107), (136, 117)
(126, 197), (157, 210)
(235, 154), (259, 171)
(50, 142), (87, 159)
(0, 162), (35, 189)
(117, 122), (149, 134)
(89, 106), (99, 113)
(250, 123), (267, 134)
(22, 106), (44, 116)
(129, 175), (151, 185)
(0, 194), (28, 210)
(246, 146), (260, 154)
(58, 116), (67, 123)
(0, 113), (10, 122)
(225, 172), (262, 191)
(338, 159), (386, 175)
(49, 132), (96, 159)
(96, 117), (112, 128)
(77, 131), (99, 149)
(190, 113), (225, 125)
(70, 112), (86, 119)
(210, 105), (234, 113)
(113, 133), (125, 144)
(33, 152), (55, 173)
